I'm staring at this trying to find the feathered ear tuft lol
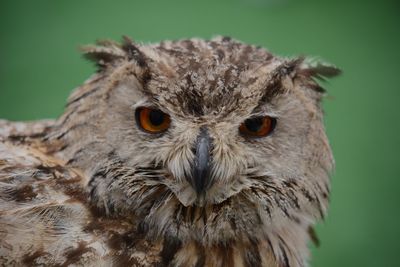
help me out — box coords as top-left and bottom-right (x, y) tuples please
(80, 39), (125, 70)
(121, 35), (148, 68)
(299, 57), (341, 79)
(80, 36), (148, 71)
(295, 57), (341, 93)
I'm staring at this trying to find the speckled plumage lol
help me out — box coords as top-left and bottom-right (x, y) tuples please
(0, 36), (339, 267)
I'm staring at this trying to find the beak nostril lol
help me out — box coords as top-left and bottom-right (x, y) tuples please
(190, 146), (197, 156)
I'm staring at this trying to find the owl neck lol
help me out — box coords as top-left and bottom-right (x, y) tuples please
(157, 222), (308, 267)
(104, 219), (309, 267)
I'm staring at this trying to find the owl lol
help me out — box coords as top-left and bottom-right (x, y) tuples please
(0, 36), (339, 267)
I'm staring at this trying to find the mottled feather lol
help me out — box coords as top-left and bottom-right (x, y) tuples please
(0, 36), (339, 267)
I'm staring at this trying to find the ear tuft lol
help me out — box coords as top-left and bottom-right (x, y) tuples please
(80, 36), (148, 71)
(80, 39), (125, 70)
(121, 35), (148, 68)
(295, 57), (341, 93)
(300, 57), (341, 80)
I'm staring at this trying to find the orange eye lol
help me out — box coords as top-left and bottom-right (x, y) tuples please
(239, 116), (276, 138)
(135, 107), (171, 133)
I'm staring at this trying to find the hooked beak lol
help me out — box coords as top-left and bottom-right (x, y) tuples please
(188, 127), (213, 194)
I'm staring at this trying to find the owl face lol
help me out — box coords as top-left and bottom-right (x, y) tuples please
(55, 37), (336, 243)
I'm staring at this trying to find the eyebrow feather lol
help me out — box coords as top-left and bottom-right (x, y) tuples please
(258, 58), (303, 104)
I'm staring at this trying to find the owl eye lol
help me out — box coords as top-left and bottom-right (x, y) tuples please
(135, 107), (171, 133)
(239, 116), (276, 137)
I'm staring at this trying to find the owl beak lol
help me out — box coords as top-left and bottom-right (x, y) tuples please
(190, 127), (213, 194)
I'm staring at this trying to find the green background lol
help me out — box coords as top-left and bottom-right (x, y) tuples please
(1, 0), (399, 266)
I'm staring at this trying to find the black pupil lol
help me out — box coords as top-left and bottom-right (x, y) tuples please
(149, 110), (165, 126)
(245, 118), (263, 132)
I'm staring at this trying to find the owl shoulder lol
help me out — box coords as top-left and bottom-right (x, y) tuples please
(0, 119), (93, 265)
(0, 120), (162, 266)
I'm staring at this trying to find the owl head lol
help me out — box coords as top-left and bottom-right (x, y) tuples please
(50, 36), (339, 247)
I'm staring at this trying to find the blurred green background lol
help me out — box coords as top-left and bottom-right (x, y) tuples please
(1, 0), (399, 266)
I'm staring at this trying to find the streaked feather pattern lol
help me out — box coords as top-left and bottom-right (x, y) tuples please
(0, 36), (339, 266)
